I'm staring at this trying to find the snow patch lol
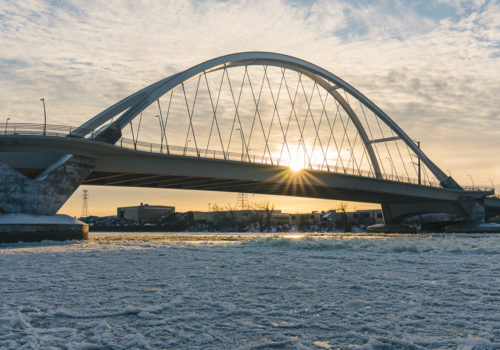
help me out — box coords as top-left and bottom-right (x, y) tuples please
(0, 214), (84, 225)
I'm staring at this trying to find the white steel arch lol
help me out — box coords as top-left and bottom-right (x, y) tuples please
(73, 52), (460, 189)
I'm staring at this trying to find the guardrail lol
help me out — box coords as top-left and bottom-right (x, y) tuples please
(2, 122), (494, 192)
(3, 123), (96, 138)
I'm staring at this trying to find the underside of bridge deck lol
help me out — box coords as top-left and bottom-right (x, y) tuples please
(83, 170), (428, 204)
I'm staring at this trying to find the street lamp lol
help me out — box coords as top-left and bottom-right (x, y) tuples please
(40, 98), (47, 135)
(184, 139), (192, 156)
(155, 115), (163, 152)
(416, 141), (421, 185)
(236, 128), (245, 159)
(410, 153), (422, 185)
(4, 117), (10, 135)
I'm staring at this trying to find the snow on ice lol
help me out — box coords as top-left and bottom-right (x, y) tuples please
(0, 232), (498, 349)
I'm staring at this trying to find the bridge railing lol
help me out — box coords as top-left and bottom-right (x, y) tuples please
(115, 136), (444, 186)
(2, 122), (485, 191)
(462, 186), (495, 192)
(2, 122), (97, 139)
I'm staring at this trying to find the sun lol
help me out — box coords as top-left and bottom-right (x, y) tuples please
(289, 157), (305, 172)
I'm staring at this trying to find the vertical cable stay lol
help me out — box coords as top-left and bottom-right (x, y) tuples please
(129, 120), (136, 150)
(157, 99), (167, 153)
(204, 73), (216, 157)
(348, 130), (361, 175)
(391, 129), (411, 180)
(316, 87), (339, 171)
(261, 66), (284, 165)
(363, 87), (396, 181)
(403, 137), (419, 182)
(336, 97), (359, 174)
(181, 77), (201, 156)
(325, 97), (345, 172)
(225, 66), (249, 160)
(309, 84), (330, 172)
(422, 164), (431, 186)
(279, 70), (303, 167)
(245, 67), (272, 162)
(204, 69), (227, 159)
(297, 78), (319, 169)
(163, 91), (174, 153)
(358, 147), (369, 177)
(339, 91), (364, 176)
(135, 113), (143, 148)
(359, 102), (386, 178)
(265, 67), (290, 166)
(296, 78), (315, 169)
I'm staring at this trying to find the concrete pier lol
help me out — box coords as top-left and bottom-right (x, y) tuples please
(0, 214), (88, 243)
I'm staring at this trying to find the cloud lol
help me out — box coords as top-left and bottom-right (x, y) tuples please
(0, 0), (499, 189)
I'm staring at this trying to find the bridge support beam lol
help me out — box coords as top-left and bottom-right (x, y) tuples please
(0, 155), (95, 242)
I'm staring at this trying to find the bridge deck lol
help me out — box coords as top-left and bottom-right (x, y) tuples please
(0, 135), (493, 205)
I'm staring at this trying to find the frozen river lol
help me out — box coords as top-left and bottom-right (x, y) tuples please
(1, 232), (499, 349)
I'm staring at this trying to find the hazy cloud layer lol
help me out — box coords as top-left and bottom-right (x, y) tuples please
(0, 0), (499, 214)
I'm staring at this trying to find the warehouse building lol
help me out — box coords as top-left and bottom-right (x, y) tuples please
(117, 203), (175, 224)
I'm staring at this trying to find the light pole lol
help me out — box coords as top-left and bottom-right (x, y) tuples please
(155, 115), (163, 152)
(40, 98), (47, 135)
(416, 141), (421, 185)
(236, 128), (245, 160)
(184, 139), (192, 156)
(4, 117), (10, 135)
(467, 174), (474, 188)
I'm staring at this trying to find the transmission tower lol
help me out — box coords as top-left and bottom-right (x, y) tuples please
(236, 193), (249, 210)
(81, 189), (89, 217)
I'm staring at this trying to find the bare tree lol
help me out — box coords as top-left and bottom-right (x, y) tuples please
(336, 202), (350, 232)
(250, 201), (276, 232)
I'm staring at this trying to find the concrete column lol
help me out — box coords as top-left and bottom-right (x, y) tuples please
(0, 155), (95, 215)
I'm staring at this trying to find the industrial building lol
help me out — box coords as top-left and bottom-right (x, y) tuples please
(117, 203), (175, 224)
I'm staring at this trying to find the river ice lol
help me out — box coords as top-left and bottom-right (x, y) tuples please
(0, 232), (498, 349)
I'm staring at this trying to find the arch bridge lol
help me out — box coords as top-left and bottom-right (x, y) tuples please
(1, 52), (499, 231)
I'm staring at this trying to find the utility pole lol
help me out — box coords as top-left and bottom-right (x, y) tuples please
(40, 98), (47, 135)
(81, 189), (89, 217)
(417, 141), (421, 185)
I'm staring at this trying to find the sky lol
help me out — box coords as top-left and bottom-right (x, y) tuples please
(0, 0), (499, 216)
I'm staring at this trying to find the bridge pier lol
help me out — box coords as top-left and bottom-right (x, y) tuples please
(368, 199), (500, 233)
(0, 155), (95, 242)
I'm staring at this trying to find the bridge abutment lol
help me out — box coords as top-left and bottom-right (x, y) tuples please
(0, 155), (95, 242)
